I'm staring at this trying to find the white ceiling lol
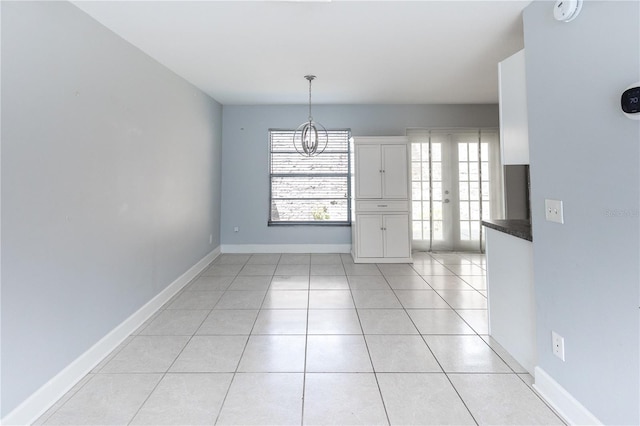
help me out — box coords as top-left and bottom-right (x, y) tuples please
(73, 0), (530, 105)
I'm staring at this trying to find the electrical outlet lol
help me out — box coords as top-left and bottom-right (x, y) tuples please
(552, 331), (565, 361)
(234, 226), (239, 233)
(545, 199), (564, 224)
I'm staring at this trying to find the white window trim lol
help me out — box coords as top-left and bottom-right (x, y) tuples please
(268, 128), (352, 226)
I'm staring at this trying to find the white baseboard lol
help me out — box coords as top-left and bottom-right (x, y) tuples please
(533, 366), (602, 425)
(352, 256), (413, 263)
(221, 244), (351, 254)
(1, 247), (221, 426)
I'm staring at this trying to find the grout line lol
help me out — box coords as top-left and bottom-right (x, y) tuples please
(123, 261), (226, 425)
(421, 252), (557, 423)
(350, 261), (392, 426)
(125, 275), (221, 425)
(32, 373), (96, 425)
(300, 259), (311, 426)
(410, 252), (482, 425)
(211, 260), (260, 425)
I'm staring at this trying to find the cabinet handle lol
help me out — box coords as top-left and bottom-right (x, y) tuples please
(377, 204), (388, 207)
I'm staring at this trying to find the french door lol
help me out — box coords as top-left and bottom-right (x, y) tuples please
(409, 129), (502, 252)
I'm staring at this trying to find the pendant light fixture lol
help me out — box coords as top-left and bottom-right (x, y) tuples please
(293, 75), (328, 156)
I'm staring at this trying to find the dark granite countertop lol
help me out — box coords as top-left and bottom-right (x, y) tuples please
(482, 219), (532, 242)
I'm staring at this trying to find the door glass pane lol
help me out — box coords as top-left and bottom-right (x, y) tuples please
(433, 202), (443, 220)
(413, 201), (422, 220)
(458, 163), (468, 181)
(471, 221), (480, 240)
(459, 201), (469, 220)
(422, 185), (430, 200)
(482, 182), (490, 197)
(470, 202), (480, 220)
(432, 162), (442, 180)
(412, 144), (422, 159)
(421, 163), (430, 181)
(433, 221), (443, 240)
(481, 162), (490, 180)
(482, 201), (491, 220)
(459, 182), (469, 200)
(458, 143), (468, 161)
(470, 181), (480, 200)
(422, 221), (430, 238)
(432, 144), (441, 161)
(422, 201), (430, 218)
(412, 182), (421, 200)
(481, 142), (489, 159)
(460, 221), (470, 241)
(432, 182), (442, 200)
(468, 143), (478, 161)
(413, 221), (422, 239)
(412, 163), (421, 180)
(469, 163), (479, 181)
(421, 143), (429, 160)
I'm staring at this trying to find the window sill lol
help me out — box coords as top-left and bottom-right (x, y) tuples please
(268, 221), (352, 227)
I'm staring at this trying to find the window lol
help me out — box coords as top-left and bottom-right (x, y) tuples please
(269, 129), (351, 225)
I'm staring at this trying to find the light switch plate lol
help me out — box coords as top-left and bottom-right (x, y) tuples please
(545, 199), (564, 224)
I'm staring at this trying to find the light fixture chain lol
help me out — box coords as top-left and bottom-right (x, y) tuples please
(294, 74), (327, 157)
(307, 75), (314, 121)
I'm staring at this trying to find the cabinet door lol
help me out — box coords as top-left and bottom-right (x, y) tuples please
(383, 214), (410, 258)
(356, 215), (384, 258)
(381, 144), (408, 199)
(499, 49), (529, 165)
(355, 144), (382, 199)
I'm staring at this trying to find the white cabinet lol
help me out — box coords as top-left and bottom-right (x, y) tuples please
(382, 214), (411, 258)
(499, 49), (529, 165)
(356, 215), (384, 258)
(351, 137), (412, 263)
(355, 214), (410, 259)
(355, 143), (408, 199)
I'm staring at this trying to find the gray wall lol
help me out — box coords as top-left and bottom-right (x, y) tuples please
(1, 1), (222, 416)
(221, 104), (498, 246)
(523, 1), (639, 424)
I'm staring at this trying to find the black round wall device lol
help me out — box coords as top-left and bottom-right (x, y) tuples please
(621, 83), (640, 120)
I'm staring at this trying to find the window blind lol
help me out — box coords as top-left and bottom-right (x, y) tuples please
(269, 129), (351, 225)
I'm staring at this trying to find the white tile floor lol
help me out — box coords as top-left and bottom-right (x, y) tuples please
(36, 252), (565, 425)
